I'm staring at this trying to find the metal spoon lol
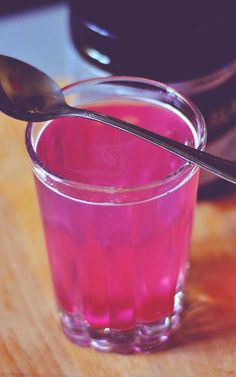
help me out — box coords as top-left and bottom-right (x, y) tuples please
(0, 54), (236, 184)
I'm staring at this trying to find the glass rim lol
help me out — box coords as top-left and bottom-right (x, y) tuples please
(25, 76), (207, 195)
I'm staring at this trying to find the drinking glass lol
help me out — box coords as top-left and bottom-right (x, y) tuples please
(25, 77), (206, 353)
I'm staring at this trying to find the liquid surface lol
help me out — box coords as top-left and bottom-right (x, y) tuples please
(37, 101), (195, 188)
(35, 101), (198, 329)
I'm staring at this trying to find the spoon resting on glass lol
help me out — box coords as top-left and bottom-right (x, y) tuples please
(0, 54), (236, 184)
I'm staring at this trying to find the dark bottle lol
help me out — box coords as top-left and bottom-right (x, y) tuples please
(68, 0), (236, 199)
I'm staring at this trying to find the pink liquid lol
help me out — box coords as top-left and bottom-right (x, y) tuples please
(35, 101), (199, 330)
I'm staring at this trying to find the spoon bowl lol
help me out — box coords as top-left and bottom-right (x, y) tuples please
(0, 55), (67, 121)
(0, 54), (236, 184)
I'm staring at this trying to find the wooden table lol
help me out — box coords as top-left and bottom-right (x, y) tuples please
(1, 113), (236, 377)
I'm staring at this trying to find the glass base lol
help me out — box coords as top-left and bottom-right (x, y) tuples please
(59, 293), (183, 354)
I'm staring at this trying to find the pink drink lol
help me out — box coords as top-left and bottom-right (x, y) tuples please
(35, 100), (199, 334)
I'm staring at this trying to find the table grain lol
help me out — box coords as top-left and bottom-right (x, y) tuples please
(1, 113), (236, 377)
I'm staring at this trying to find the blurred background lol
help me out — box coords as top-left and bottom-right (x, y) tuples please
(0, 0), (62, 15)
(0, 0), (73, 81)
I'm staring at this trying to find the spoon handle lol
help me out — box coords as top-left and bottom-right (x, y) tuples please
(66, 106), (236, 184)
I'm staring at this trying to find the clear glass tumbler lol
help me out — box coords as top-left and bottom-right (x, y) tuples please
(26, 77), (206, 353)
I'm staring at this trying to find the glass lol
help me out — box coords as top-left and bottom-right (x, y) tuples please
(25, 77), (206, 353)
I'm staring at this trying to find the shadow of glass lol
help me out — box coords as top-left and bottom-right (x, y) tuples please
(170, 252), (236, 347)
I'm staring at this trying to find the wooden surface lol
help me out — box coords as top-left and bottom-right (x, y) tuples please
(1, 113), (236, 377)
